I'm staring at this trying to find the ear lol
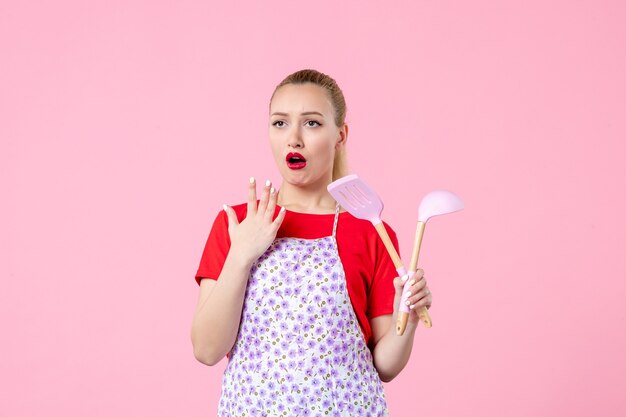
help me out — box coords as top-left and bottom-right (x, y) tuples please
(336, 123), (349, 148)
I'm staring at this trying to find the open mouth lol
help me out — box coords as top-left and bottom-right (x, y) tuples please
(286, 152), (307, 170)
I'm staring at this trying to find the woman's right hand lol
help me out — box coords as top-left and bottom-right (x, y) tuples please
(223, 178), (286, 266)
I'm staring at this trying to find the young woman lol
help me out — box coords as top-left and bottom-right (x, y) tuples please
(191, 69), (432, 416)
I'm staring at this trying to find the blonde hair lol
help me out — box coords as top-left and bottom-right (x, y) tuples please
(271, 69), (349, 180)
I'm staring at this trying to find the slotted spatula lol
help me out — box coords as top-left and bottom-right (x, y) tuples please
(327, 175), (423, 327)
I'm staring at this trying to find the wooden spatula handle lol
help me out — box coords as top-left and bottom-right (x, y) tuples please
(373, 223), (403, 268)
(409, 222), (432, 329)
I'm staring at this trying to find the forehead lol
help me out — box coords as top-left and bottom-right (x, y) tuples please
(270, 83), (333, 115)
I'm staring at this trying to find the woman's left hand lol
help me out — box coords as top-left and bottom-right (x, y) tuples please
(392, 269), (432, 324)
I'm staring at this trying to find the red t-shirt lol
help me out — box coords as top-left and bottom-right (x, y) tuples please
(195, 203), (400, 348)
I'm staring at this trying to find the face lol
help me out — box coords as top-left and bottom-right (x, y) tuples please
(269, 83), (346, 187)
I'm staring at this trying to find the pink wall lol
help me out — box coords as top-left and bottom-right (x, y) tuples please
(2, 1), (625, 416)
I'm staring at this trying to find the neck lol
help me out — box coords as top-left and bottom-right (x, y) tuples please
(277, 176), (337, 214)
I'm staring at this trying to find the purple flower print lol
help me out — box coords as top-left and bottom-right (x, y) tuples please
(217, 228), (390, 416)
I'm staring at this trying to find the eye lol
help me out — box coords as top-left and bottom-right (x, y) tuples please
(305, 120), (321, 127)
(272, 120), (286, 128)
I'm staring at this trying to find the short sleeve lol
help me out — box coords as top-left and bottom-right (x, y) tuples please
(366, 222), (400, 319)
(194, 209), (231, 285)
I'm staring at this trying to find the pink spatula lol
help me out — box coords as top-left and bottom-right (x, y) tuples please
(327, 175), (419, 325)
(401, 190), (464, 333)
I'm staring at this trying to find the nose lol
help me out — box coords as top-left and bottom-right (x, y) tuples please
(287, 126), (304, 149)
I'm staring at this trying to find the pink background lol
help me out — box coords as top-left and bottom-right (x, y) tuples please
(2, 1), (625, 416)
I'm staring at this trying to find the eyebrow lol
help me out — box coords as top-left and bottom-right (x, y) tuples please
(271, 111), (325, 117)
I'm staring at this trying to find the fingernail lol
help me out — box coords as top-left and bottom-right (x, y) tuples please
(406, 291), (412, 297)
(265, 179), (271, 187)
(222, 204), (228, 211)
(250, 177), (255, 184)
(405, 300), (410, 306)
(410, 280), (416, 286)
(409, 304), (415, 310)
(280, 206), (286, 212)
(270, 187), (275, 194)
(402, 275), (409, 282)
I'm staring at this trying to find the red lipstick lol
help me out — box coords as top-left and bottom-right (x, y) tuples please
(286, 152), (307, 170)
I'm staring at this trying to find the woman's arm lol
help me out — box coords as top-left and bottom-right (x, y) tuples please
(191, 252), (255, 365)
(191, 179), (286, 366)
(370, 270), (432, 382)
